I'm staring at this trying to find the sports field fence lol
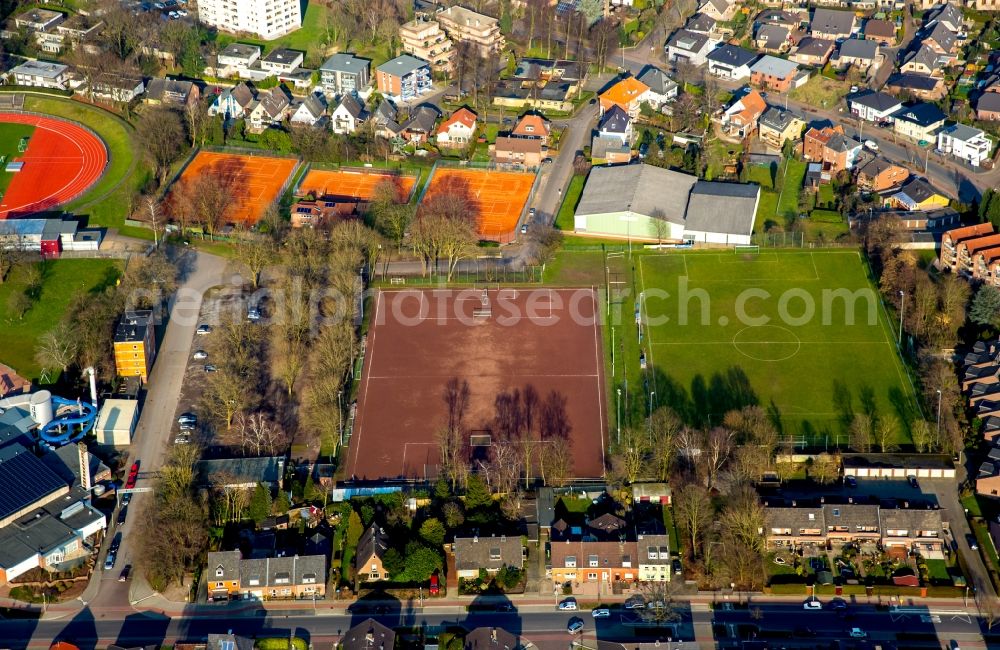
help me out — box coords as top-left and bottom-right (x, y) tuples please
(374, 262), (543, 286)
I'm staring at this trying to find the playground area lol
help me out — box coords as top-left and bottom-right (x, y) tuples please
(0, 113), (108, 218)
(346, 287), (607, 481)
(421, 167), (535, 241)
(296, 168), (417, 203)
(176, 151), (298, 225)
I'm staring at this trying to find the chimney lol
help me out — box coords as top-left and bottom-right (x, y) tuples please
(78, 442), (91, 491)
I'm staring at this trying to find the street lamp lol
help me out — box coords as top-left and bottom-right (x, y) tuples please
(616, 388), (622, 444)
(648, 391), (656, 431)
(898, 290), (906, 347)
(936, 389), (943, 437)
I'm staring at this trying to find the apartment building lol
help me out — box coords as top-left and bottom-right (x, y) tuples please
(436, 5), (505, 57)
(197, 0), (301, 40)
(400, 19), (455, 73)
(113, 310), (156, 382)
(9, 60), (70, 90)
(376, 55), (432, 101)
(550, 540), (640, 586)
(939, 223), (993, 269)
(319, 53), (370, 96)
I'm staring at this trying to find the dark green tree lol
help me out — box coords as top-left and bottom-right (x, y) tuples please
(274, 489), (291, 514)
(971, 284), (1000, 327)
(464, 474), (493, 511)
(248, 483), (272, 524)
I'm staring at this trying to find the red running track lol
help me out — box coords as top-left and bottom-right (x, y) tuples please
(0, 112), (108, 218)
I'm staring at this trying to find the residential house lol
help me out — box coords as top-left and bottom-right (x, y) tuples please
(849, 89), (902, 123)
(247, 87), (290, 132)
(9, 60), (69, 90)
(755, 24), (791, 53)
(863, 18), (897, 46)
(636, 533), (671, 582)
(790, 37), (836, 67)
(822, 132), (863, 172)
(493, 136), (543, 169)
(290, 94), (327, 126)
(206, 550), (326, 601)
(465, 628), (518, 650)
(13, 8), (64, 31)
(88, 75), (144, 103)
(376, 55), (433, 101)
(887, 177), (950, 211)
(260, 48), (304, 75)
(750, 56), (801, 93)
(436, 107), (477, 146)
(636, 66), (678, 108)
(892, 102), (947, 141)
(492, 58), (584, 112)
(598, 77), (650, 118)
(900, 45), (943, 76)
(401, 105), (439, 143)
(823, 504), (881, 547)
(927, 1), (965, 33)
(757, 8), (802, 28)
(511, 113), (551, 143)
(113, 310), (156, 381)
(879, 509), (944, 553)
(399, 19), (455, 74)
(209, 82), (255, 120)
(373, 99), (403, 139)
(592, 135), (632, 165)
(25, 13), (103, 55)
(706, 44), (758, 80)
(763, 504), (942, 552)
(837, 38), (878, 71)
(758, 106), (805, 149)
(699, 0), (736, 22)
(355, 524), (390, 581)
(937, 123), (993, 167)
(722, 89), (767, 137)
(977, 93), (1000, 121)
(597, 105), (633, 145)
(803, 124), (842, 161)
(550, 540), (640, 586)
(856, 157), (909, 191)
(330, 94), (367, 134)
(319, 53), (370, 96)
(342, 620), (395, 650)
(765, 506), (826, 548)
(810, 8), (857, 40)
(923, 23), (958, 59)
(940, 223), (994, 269)
(453, 535), (524, 579)
(144, 78), (199, 107)
(436, 5), (505, 56)
(665, 29), (721, 67)
(215, 43), (261, 77)
(886, 73), (948, 101)
(685, 13), (718, 36)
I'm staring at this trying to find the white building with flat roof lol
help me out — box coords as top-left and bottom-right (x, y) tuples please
(197, 0), (301, 40)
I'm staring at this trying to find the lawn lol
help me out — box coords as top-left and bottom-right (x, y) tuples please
(0, 259), (122, 380)
(817, 184), (836, 208)
(17, 95), (143, 230)
(755, 189), (779, 232)
(554, 173), (585, 231)
(745, 164), (775, 190)
(636, 250), (918, 446)
(789, 75), (849, 109)
(0, 122), (35, 196)
(776, 159), (807, 219)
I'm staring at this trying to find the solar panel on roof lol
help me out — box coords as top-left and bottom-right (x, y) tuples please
(0, 445), (66, 520)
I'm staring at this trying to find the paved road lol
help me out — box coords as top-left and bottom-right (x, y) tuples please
(84, 249), (227, 610)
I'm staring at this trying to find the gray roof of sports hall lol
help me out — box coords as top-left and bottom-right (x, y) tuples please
(574, 164), (697, 225)
(684, 181), (760, 236)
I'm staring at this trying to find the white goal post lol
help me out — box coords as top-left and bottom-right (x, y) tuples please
(734, 244), (760, 255)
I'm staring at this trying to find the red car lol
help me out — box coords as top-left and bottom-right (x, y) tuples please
(429, 573), (440, 596)
(125, 461), (140, 489)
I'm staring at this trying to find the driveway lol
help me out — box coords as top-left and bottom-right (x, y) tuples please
(530, 103), (598, 227)
(83, 248), (228, 610)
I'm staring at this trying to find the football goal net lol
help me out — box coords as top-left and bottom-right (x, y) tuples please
(734, 244), (760, 255)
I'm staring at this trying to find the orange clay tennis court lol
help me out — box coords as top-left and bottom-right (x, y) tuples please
(178, 151), (297, 225)
(297, 169), (418, 203)
(422, 168), (535, 239)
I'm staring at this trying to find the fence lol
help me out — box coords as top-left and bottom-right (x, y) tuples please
(377, 263), (543, 286)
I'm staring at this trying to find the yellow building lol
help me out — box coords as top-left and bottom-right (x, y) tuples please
(113, 310), (155, 382)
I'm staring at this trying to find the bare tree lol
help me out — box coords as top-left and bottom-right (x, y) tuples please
(612, 427), (650, 484)
(849, 413), (874, 452)
(137, 107), (185, 186)
(229, 412), (286, 456)
(35, 322), (79, 374)
(810, 452), (840, 484)
(874, 414), (899, 453)
(234, 231), (274, 289)
(674, 482), (713, 560)
(699, 426), (735, 490)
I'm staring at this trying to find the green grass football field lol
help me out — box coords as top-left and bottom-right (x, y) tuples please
(0, 122), (35, 196)
(635, 250), (918, 446)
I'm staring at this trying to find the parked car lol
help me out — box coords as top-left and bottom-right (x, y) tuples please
(967, 534), (979, 550)
(520, 224), (528, 234)
(849, 628), (867, 639)
(204, 364), (217, 372)
(803, 599), (822, 610)
(429, 573), (440, 596)
(567, 618), (584, 634)
(117, 505), (129, 526)
(672, 559), (682, 575)
(178, 412), (197, 425)
(827, 599), (848, 611)
(104, 552), (116, 571)
(625, 595), (646, 609)
(845, 476), (857, 488)
(109, 532), (122, 553)
(592, 608), (611, 618)
(196, 324), (212, 334)
(118, 564), (132, 582)
(559, 598), (578, 611)
(864, 139), (879, 152)
(193, 350), (208, 360)
(908, 475), (919, 488)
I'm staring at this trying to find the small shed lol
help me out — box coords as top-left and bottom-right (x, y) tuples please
(95, 398), (139, 446)
(632, 482), (672, 505)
